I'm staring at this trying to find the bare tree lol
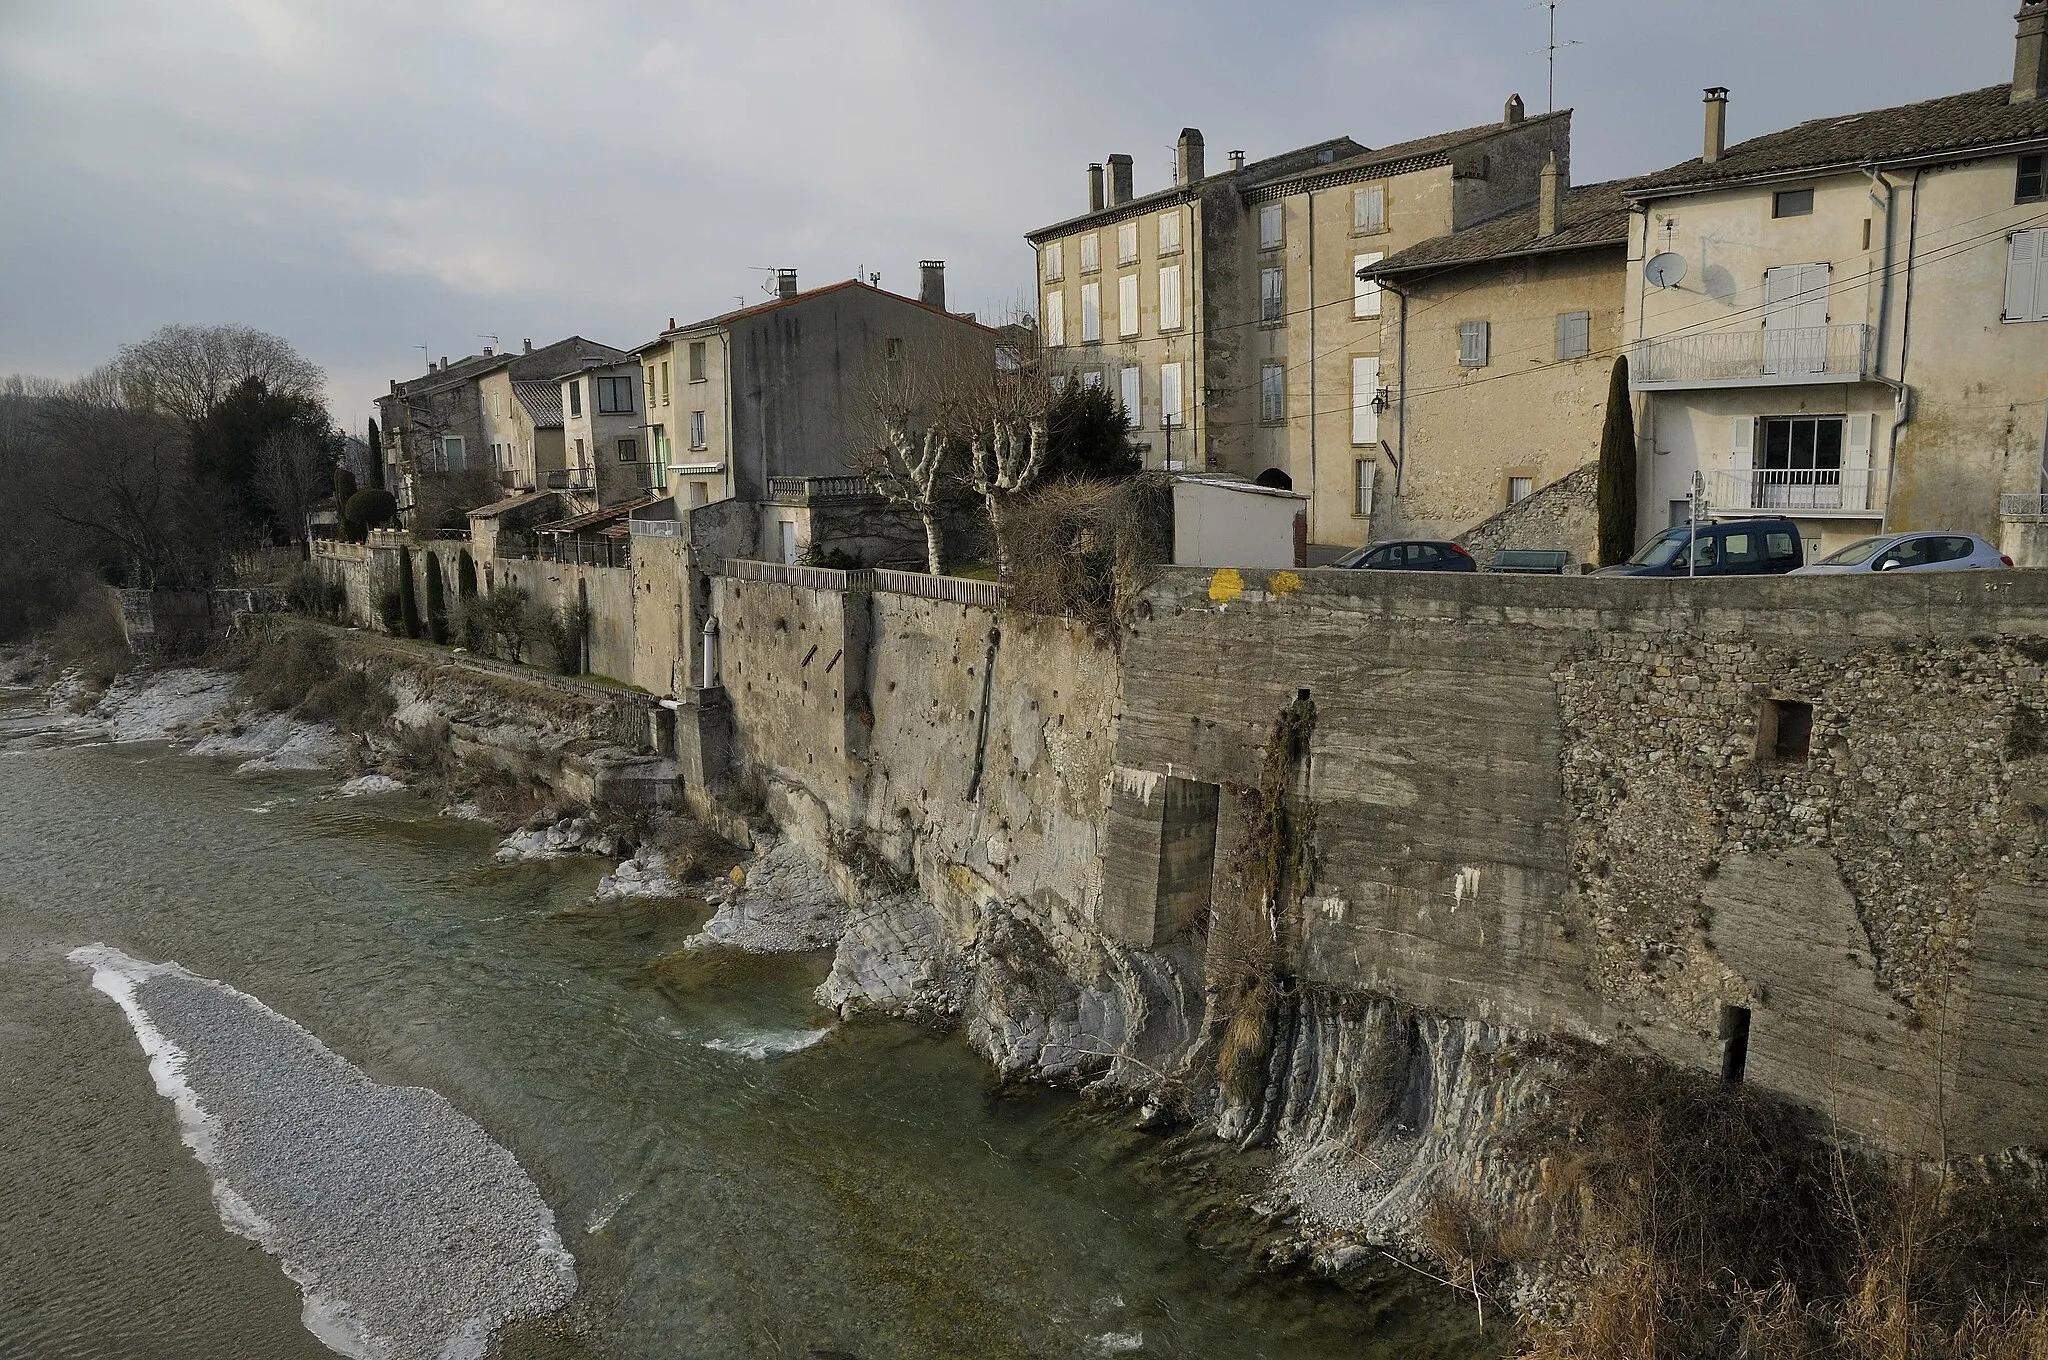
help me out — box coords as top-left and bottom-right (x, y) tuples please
(872, 419), (954, 574)
(855, 327), (993, 575)
(116, 324), (325, 426)
(254, 428), (334, 557)
(964, 322), (1055, 575)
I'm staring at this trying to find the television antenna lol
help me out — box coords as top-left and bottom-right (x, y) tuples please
(477, 333), (499, 349)
(1526, 1), (1581, 113)
(415, 344), (429, 368)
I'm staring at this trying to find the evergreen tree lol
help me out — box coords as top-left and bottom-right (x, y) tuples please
(365, 416), (385, 490)
(397, 547), (423, 638)
(1039, 379), (1143, 483)
(187, 375), (331, 537)
(1596, 357), (1639, 566)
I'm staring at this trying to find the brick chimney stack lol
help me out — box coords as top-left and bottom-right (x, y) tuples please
(919, 260), (946, 311)
(1703, 87), (1729, 163)
(2016, 1), (2048, 103)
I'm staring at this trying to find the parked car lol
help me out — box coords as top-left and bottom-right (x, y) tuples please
(1789, 531), (2012, 575)
(1593, 519), (1804, 577)
(1332, 540), (1477, 572)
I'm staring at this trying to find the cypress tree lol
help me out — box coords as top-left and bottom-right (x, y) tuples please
(398, 547), (423, 638)
(366, 417), (385, 490)
(424, 555), (448, 644)
(1595, 356), (1639, 566)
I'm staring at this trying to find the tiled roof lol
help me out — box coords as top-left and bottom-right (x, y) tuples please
(510, 381), (562, 428)
(1024, 136), (1367, 242)
(539, 492), (669, 535)
(645, 279), (999, 348)
(1633, 85), (2048, 196)
(392, 336), (628, 400)
(1250, 111), (1569, 197)
(1372, 177), (1644, 277)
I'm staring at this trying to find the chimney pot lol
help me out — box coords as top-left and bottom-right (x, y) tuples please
(1538, 151), (1564, 237)
(1229, 149), (1246, 172)
(1088, 162), (1105, 212)
(919, 260), (946, 311)
(1176, 128), (1205, 185)
(440, 356), (449, 368)
(1702, 87), (1730, 163)
(1504, 94), (1526, 127)
(667, 319), (675, 331)
(2016, 0), (2048, 103)
(522, 338), (532, 353)
(1107, 153), (1134, 206)
(482, 346), (492, 357)
(776, 268), (798, 299)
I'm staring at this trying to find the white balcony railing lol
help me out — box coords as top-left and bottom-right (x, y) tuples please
(1999, 493), (2048, 519)
(1708, 467), (1882, 517)
(1632, 324), (1871, 388)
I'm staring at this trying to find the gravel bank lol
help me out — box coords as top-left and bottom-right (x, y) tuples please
(70, 946), (576, 1360)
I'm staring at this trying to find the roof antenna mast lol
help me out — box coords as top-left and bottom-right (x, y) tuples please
(1533, 1), (1580, 113)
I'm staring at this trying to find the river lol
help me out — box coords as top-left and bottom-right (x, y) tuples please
(0, 684), (1495, 1359)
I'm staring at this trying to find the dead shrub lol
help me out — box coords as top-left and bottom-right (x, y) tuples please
(43, 591), (132, 690)
(1003, 472), (1172, 638)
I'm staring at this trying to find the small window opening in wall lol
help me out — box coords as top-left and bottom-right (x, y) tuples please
(1759, 698), (1814, 763)
(1719, 1004), (1752, 1083)
(1296, 687), (1311, 701)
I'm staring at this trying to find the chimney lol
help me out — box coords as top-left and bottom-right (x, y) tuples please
(1088, 162), (1105, 211)
(522, 338), (532, 353)
(1504, 94), (1525, 127)
(667, 319), (675, 330)
(427, 362), (438, 374)
(482, 345), (493, 357)
(1177, 128), (1205, 185)
(1703, 87), (1730, 163)
(776, 268), (798, 299)
(919, 260), (946, 311)
(1108, 153), (1134, 205)
(440, 355), (449, 368)
(2017, 1), (2048, 103)
(389, 379), (398, 394)
(1538, 152), (1563, 236)
(1229, 149), (1246, 172)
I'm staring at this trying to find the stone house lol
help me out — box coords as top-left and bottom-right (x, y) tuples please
(554, 358), (646, 508)
(1623, 5), (2048, 559)
(1362, 166), (1640, 562)
(1026, 103), (1574, 551)
(475, 367), (567, 496)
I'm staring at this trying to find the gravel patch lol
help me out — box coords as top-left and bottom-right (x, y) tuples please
(70, 946), (576, 1360)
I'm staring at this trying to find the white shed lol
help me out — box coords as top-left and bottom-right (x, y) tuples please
(1171, 475), (1306, 568)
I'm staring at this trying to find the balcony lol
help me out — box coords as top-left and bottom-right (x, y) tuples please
(1707, 467), (1883, 518)
(767, 475), (879, 505)
(1631, 325), (1871, 389)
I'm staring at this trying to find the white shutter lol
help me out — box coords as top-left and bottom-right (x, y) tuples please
(1732, 416), (1756, 468)
(2007, 229), (2046, 322)
(1120, 365), (1142, 424)
(1118, 222), (1138, 265)
(1844, 413), (1874, 471)
(1260, 203), (1284, 249)
(1351, 356), (1381, 445)
(1160, 362), (1184, 425)
(1043, 242), (1062, 281)
(1158, 210), (1181, 253)
(1044, 291), (1064, 347)
(1118, 274), (1140, 337)
(1353, 252), (1383, 318)
(1159, 264), (1183, 331)
(1081, 282), (1101, 342)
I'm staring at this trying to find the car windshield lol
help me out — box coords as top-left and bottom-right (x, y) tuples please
(1332, 545), (1373, 567)
(1627, 533), (1688, 567)
(1817, 536), (1891, 566)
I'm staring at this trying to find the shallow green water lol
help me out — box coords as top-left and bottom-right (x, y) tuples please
(0, 690), (1497, 1359)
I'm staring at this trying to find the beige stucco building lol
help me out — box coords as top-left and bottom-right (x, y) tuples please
(1624, 9), (2048, 559)
(1027, 103), (1574, 549)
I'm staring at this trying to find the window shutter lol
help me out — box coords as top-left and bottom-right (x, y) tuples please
(1261, 364), (1284, 422)
(1354, 458), (1377, 516)
(1351, 356), (1381, 444)
(1160, 362), (1183, 426)
(1261, 267), (1284, 321)
(1044, 291), (1065, 346)
(1118, 223), (1138, 265)
(2007, 230), (2045, 322)
(1119, 274), (1140, 337)
(1159, 210), (1181, 253)
(1459, 321), (1489, 367)
(1260, 203), (1284, 249)
(1120, 366), (1142, 424)
(1159, 265), (1182, 330)
(1556, 311), (1590, 360)
(1353, 253), (1383, 318)
(1081, 282), (1101, 343)
(1732, 416), (1756, 467)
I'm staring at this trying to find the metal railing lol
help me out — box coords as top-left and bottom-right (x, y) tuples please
(872, 567), (1007, 609)
(630, 517), (683, 537)
(1999, 493), (2048, 519)
(722, 558), (861, 591)
(766, 475), (876, 504)
(545, 470), (593, 491)
(1707, 467), (1881, 515)
(1631, 324), (1871, 387)
(720, 559), (1009, 607)
(545, 537), (629, 569)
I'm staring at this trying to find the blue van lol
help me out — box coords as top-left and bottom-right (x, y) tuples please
(1594, 519), (1805, 577)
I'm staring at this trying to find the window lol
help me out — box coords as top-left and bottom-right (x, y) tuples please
(1120, 366), (1142, 425)
(574, 437), (585, 463)
(660, 361), (670, 405)
(644, 368), (655, 409)
(885, 336), (904, 379)
(1759, 698), (1813, 764)
(2021, 154), (2046, 203)
(440, 437), (465, 471)
(1556, 310), (1591, 361)
(2006, 229), (2048, 322)
(1079, 232), (1100, 273)
(596, 376), (633, 414)
(1508, 476), (1533, 504)
(689, 410), (706, 449)
(1353, 253), (1383, 319)
(1118, 274), (1140, 338)
(1158, 209), (1182, 254)
(1080, 282), (1102, 343)
(1354, 458), (1376, 517)
(1353, 184), (1386, 234)
(1117, 222), (1138, 265)
(1160, 362), (1184, 428)
(1042, 241), (1063, 282)
(1760, 415), (1844, 475)
(617, 437), (638, 462)
(1260, 266), (1284, 322)
(1351, 356), (1380, 444)
(1459, 320), (1490, 367)
(1773, 187), (1814, 218)
(1044, 290), (1065, 346)
(1258, 203), (1284, 249)
(1159, 265), (1182, 331)
(568, 380), (583, 417)
(651, 427), (669, 474)
(689, 340), (707, 381)
(1081, 370), (1103, 389)
(1260, 363), (1285, 423)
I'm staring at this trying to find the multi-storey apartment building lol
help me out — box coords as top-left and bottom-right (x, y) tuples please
(1027, 102), (1573, 548)
(1624, 4), (2048, 557)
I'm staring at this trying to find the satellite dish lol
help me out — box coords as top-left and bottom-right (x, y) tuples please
(1645, 252), (1688, 288)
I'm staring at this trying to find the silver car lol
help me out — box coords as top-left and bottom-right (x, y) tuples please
(1790, 531), (2012, 575)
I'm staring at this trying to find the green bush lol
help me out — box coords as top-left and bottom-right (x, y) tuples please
(345, 486), (396, 530)
(531, 600), (590, 675)
(449, 595), (491, 652)
(479, 585), (532, 663)
(397, 548), (422, 638)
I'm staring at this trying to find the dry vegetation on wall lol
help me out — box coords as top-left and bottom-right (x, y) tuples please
(224, 623), (393, 736)
(1003, 473), (1172, 638)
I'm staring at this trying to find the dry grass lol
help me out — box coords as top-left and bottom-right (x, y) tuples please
(226, 623), (393, 736)
(43, 591), (133, 691)
(1003, 473), (1172, 638)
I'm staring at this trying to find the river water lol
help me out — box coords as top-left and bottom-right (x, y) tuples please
(0, 685), (1495, 1359)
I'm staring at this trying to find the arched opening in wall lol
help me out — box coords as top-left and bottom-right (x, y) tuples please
(577, 579), (591, 675)
(1254, 467), (1294, 491)
(1719, 1004), (1752, 1083)
(424, 554), (448, 643)
(457, 551), (478, 600)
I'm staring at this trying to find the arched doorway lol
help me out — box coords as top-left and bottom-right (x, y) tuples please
(1254, 467), (1294, 491)
(457, 550), (478, 600)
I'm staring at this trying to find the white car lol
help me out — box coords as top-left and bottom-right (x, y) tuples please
(1790, 532), (2012, 575)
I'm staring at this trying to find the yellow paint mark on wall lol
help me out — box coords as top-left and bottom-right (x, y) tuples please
(1208, 568), (1244, 602)
(1269, 571), (1302, 597)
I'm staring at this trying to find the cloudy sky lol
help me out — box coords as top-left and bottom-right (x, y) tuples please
(0, 0), (2024, 430)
